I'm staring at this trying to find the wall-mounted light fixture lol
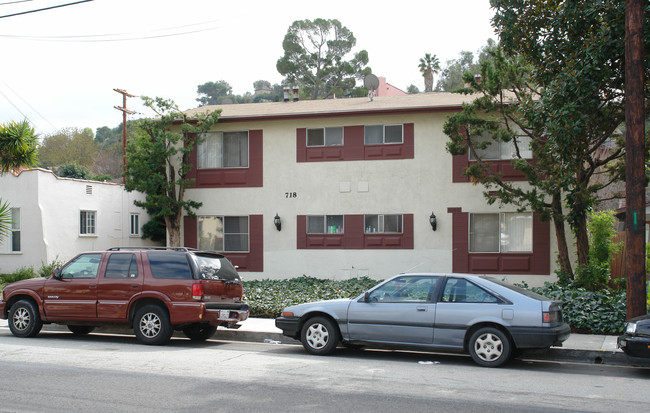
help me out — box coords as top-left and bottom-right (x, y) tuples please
(274, 213), (282, 231)
(429, 212), (437, 231)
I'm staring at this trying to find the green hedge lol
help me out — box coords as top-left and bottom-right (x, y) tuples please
(532, 283), (627, 335)
(243, 276), (379, 318)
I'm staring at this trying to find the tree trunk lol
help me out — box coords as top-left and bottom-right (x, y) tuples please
(551, 194), (573, 278)
(574, 217), (589, 267)
(424, 74), (433, 92)
(165, 215), (181, 247)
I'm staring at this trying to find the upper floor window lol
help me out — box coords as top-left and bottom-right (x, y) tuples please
(198, 131), (249, 169)
(469, 133), (533, 160)
(307, 215), (344, 234)
(198, 216), (249, 252)
(365, 214), (403, 233)
(364, 124), (403, 145)
(469, 212), (532, 253)
(307, 127), (343, 147)
(130, 213), (140, 237)
(80, 210), (96, 235)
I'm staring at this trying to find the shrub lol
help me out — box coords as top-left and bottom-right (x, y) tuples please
(533, 282), (626, 335)
(574, 210), (622, 291)
(243, 276), (379, 318)
(1, 266), (35, 285)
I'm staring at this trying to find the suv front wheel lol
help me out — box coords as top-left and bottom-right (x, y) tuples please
(8, 300), (43, 338)
(133, 304), (173, 345)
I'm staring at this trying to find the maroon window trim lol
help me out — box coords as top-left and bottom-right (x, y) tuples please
(183, 214), (263, 272)
(297, 123), (414, 162)
(297, 214), (413, 249)
(448, 207), (550, 275)
(452, 155), (529, 183)
(188, 130), (263, 188)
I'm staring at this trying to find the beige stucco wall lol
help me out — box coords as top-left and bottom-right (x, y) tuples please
(184, 111), (564, 286)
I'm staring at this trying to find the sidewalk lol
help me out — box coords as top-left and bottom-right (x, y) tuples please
(2, 317), (648, 367)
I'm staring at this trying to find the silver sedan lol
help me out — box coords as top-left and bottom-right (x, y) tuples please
(275, 273), (570, 367)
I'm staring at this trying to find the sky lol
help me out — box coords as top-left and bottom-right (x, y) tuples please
(0, 0), (497, 138)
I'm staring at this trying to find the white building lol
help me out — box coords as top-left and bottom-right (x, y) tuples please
(176, 93), (561, 285)
(0, 168), (158, 274)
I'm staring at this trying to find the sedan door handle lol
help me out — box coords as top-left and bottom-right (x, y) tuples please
(416, 306), (427, 312)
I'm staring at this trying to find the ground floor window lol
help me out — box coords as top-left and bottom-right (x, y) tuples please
(469, 212), (532, 253)
(9, 207), (20, 252)
(198, 216), (249, 252)
(80, 210), (96, 235)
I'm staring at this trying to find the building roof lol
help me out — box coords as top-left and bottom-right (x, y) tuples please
(183, 92), (479, 122)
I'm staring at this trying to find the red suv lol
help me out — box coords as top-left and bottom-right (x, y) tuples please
(0, 247), (249, 345)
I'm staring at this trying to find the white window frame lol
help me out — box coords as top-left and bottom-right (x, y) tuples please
(306, 127), (344, 147)
(80, 210), (97, 236)
(306, 215), (344, 234)
(130, 213), (140, 237)
(364, 124), (403, 145)
(197, 215), (250, 252)
(198, 131), (249, 169)
(469, 212), (533, 253)
(364, 214), (403, 234)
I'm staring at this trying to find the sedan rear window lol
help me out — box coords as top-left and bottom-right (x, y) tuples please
(147, 252), (192, 279)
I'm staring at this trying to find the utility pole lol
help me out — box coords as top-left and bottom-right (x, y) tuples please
(113, 88), (136, 184)
(624, 0), (647, 319)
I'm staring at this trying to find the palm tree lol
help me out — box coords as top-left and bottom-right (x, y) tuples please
(418, 53), (441, 92)
(0, 120), (38, 240)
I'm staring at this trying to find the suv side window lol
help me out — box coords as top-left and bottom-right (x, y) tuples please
(105, 253), (138, 279)
(61, 253), (102, 279)
(147, 252), (193, 279)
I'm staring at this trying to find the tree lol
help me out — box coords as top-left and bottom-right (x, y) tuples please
(124, 97), (221, 246)
(196, 80), (234, 106)
(435, 40), (496, 92)
(57, 162), (91, 179)
(444, 1), (650, 278)
(418, 53), (440, 92)
(0, 120), (38, 241)
(38, 127), (98, 169)
(276, 18), (371, 100)
(407, 84), (420, 94)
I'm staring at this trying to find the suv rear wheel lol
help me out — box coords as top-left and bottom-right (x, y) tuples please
(8, 300), (43, 338)
(133, 304), (173, 345)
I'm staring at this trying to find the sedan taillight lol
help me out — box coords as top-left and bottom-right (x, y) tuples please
(543, 311), (559, 323)
(192, 283), (203, 300)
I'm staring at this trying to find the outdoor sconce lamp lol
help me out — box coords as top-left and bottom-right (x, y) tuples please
(274, 213), (282, 231)
(429, 212), (437, 231)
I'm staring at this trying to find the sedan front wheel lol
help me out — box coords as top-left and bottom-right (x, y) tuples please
(468, 327), (511, 367)
(300, 316), (340, 355)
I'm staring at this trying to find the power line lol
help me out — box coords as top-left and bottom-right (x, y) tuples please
(0, 22), (221, 42)
(0, 0), (93, 19)
(0, 80), (57, 130)
(0, 0), (35, 6)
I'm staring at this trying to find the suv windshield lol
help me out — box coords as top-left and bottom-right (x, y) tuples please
(193, 253), (240, 281)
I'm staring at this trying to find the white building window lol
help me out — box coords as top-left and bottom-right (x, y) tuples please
(10, 207), (20, 252)
(307, 127), (343, 147)
(307, 215), (344, 234)
(364, 124), (403, 145)
(365, 214), (403, 233)
(469, 133), (533, 160)
(80, 210), (96, 235)
(198, 131), (249, 169)
(198, 216), (249, 252)
(130, 213), (140, 237)
(469, 212), (532, 253)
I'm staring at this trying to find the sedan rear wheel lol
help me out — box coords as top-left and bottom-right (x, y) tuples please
(469, 327), (511, 367)
(301, 316), (339, 355)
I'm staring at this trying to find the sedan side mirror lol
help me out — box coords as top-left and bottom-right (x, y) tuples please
(364, 291), (370, 302)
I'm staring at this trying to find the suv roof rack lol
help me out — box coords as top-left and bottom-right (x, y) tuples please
(106, 246), (198, 252)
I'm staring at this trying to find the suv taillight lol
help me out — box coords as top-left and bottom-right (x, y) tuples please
(192, 283), (203, 300)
